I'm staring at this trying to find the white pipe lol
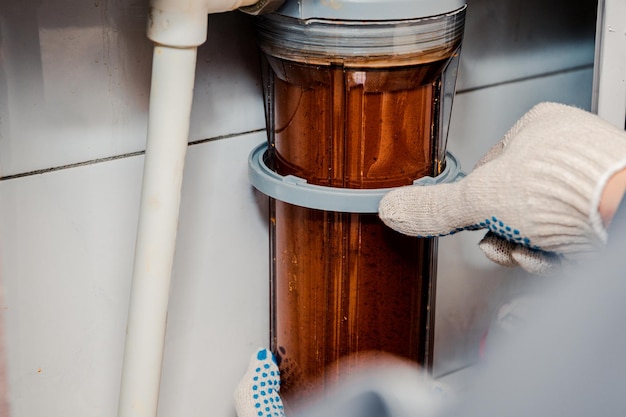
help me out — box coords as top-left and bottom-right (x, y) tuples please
(117, 1), (285, 416)
(117, 45), (198, 417)
(147, 0), (259, 48)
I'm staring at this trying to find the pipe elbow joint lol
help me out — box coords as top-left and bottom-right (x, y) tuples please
(147, 0), (264, 47)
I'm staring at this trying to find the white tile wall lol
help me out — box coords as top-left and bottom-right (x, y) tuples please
(0, 132), (269, 417)
(449, 67), (594, 169)
(0, 7), (265, 176)
(0, 2), (597, 416)
(0, 152), (142, 416)
(457, 0), (596, 91)
(158, 133), (269, 417)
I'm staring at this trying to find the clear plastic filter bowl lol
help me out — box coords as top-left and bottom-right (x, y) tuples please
(251, 7), (466, 411)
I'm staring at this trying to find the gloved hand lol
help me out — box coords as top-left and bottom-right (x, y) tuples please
(379, 102), (626, 274)
(234, 348), (285, 417)
(234, 348), (451, 417)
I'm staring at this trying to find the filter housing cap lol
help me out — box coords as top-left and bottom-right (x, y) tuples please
(275, 0), (466, 20)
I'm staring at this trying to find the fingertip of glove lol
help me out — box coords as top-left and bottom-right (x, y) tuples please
(378, 188), (407, 222)
(378, 190), (419, 236)
(250, 347), (279, 369)
(379, 186), (408, 206)
(235, 347), (285, 417)
(478, 233), (519, 267)
(378, 185), (428, 215)
(511, 247), (561, 275)
(479, 233), (562, 274)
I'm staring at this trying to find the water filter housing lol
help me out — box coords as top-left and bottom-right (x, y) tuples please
(249, 0), (466, 410)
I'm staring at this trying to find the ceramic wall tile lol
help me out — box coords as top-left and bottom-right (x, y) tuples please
(0, 4), (265, 177)
(458, 0), (596, 91)
(0, 132), (268, 417)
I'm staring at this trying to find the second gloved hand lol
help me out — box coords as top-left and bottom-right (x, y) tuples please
(378, 102), (626, 274)
(234, 348), (285, 417)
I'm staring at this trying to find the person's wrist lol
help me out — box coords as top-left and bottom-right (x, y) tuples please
(599, 167), (626, 227)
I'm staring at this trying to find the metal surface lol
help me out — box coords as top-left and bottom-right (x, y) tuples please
(592, 0), (626, 128)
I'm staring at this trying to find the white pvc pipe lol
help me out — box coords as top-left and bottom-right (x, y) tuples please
(117, 45), (198, 417)
(117, 1), (282, 416)
(147, 0), (260, 48)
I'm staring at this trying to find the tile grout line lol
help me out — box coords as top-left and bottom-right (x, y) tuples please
(1, 63), (594, 181)
(456, 64), (594, 95)
(0, 128), (266, 182)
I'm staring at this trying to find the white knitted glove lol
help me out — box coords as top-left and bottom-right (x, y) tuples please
(379, 102), (626, 274)
(234, 348), (452, 417)
(234, 348), (285, 417)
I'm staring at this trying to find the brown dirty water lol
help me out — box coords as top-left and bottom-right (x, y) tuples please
(266, 56), (449, 410)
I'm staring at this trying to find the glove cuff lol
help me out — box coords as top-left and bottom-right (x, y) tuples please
(590, 158), (626, 242)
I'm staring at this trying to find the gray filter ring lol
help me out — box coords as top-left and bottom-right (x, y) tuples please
(248, 142), (464, 213)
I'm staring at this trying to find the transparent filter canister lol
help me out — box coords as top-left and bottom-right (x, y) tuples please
(251, 4), (466, 409)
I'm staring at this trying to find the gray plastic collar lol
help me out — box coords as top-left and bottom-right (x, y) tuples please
(239, 0), (286, 15)
(275, 0), (466, 20)
(248, 143), (464, 213)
